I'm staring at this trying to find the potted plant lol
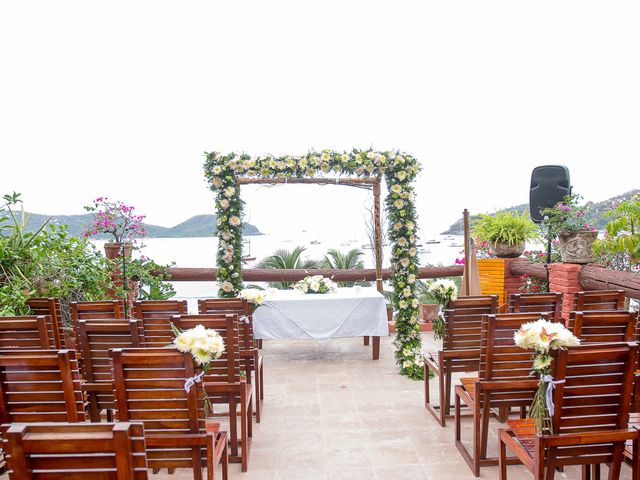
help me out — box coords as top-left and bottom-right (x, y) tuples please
(83, 197), (147, 259)
(416, 280), (439, 329)
(542, 194), (597, 264)
(472, 210), (539, 258)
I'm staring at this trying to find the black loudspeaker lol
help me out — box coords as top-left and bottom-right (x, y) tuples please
(529, 165), (571, 223)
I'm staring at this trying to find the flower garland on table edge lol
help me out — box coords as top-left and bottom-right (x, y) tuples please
(204, 149), (423, 379)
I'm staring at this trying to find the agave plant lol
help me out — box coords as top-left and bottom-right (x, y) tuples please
(320, 248), (370, 287)
(256, 246), (319, 289)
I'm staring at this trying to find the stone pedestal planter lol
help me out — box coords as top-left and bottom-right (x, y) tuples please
(559, 231), (598, 264)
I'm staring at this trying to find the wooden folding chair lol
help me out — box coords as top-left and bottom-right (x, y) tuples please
(0, 316), (51, 350)
(111, 348), (228, 480)
(573, 290), (626, 311)
(134, 299), (188, 347)
(199, 298), (264, 423)
(508, 292), (562, 321)
(77, 319), (142, 422)
(0, 349), (85, 424)
(423, 295), (499, 426)
(3, 422), (149, 480)
(26, 297), (64, 348)
(454, 312), (550, 476)
(173, 313), (252, 471)
(499, 342), (639, 480)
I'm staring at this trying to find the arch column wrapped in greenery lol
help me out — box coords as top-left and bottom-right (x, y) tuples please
(204, 149), (423, 379)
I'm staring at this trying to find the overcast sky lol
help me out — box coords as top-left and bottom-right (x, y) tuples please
(1, 1), (638, 237)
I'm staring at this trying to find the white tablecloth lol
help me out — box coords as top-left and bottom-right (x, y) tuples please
(252, 287), (389, 340)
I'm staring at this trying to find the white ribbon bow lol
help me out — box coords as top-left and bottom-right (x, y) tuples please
(184, 371), (205, 393)
(239, 315), (250, 324)
(542, 374), (565, 416)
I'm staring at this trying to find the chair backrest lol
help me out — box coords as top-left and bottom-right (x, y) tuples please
(78, 320), (141, 384)
(110, 348), (208, 471)
(569, 310), (637, 344)
(0, 316), (51, 350)
(70, 300), (124, 321)
(171, 314), (240, 385)
(478, 313), (550, 409)
(0, 349), (85, 423)
(573, 290), (626, 311)
(198, 298), (257, 353)
(4, 422), (148, 480)
(551, 342), (637, 441)
(25, 298), (64, 348)
(508, 292), (562, 321)
(133, 300), (188, 347)
(443, 295), (499, 351)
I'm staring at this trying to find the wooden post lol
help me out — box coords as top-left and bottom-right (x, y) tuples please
(373, 178), (383, 294)
(463, 209), (471, 296)
(371, 178), (383, 360)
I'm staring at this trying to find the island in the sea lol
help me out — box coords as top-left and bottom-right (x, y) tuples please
(21, 212), (261, 238)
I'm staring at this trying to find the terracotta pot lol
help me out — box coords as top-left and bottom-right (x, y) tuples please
(559, 230), (598, 264)
(104, 242), (133, 259)
(492, 241), (525, 259)
(419, 303), (440, 323)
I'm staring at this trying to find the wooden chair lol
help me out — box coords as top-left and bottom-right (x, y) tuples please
(423, 295), (499, 426)
(508, 292), (563, 321)
(111, 347), (228, 480)
(198, 298), (264, 423)
(173, 313), (252, 471)
(0, 316), (51, 350)
(0, 349), (85, 423)
(25, 297), (64, 348)
(454, 312), (550, 476)
(573, 290), (626, 311)
(3, 422), (149, 480)
(77, 319), (142, 422)
(499, 342), (639, 480)
(133, 299), (188, 347)
(569, 310), (637, 344)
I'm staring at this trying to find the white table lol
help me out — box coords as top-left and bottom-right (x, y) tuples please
(252, 287), (389, 359)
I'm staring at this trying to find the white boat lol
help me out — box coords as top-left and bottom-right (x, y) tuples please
(426, 239), (440, 244)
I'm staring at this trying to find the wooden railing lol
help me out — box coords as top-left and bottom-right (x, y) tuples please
(507, 260), (640, 300)
(168, 265), (464, 283)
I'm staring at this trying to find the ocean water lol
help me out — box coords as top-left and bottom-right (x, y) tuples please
(95, 233), (467, 301)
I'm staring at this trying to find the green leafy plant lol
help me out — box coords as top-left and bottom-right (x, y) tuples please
(256, 246), (320, 289)
(593, 194), (640, 272)
(472, 210), (539, 246)
(123, 255), (176, 300)
(320, 248), (370, 287)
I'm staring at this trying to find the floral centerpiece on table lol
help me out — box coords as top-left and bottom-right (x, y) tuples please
(171, 323), (225, 417)
(429, 279), (458, 340)
(83, 197), (147, 245)
(294, 275), (337, 294)
(239, 288), (265, 306)
(514, 319), (580, 433)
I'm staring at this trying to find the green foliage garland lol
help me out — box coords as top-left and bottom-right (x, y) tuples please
(204, 149), (423, 379)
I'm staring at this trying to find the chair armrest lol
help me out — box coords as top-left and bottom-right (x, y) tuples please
(540, 428), (638, 447)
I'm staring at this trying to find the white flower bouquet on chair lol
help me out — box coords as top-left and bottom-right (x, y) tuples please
(239, 288), (266, 306)
(171, 323), (226, 417)
(514, 318), (580, 433)
(294, 275), (337, 294)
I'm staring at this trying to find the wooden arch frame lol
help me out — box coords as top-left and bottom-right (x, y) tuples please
(204, 149), (423, 379)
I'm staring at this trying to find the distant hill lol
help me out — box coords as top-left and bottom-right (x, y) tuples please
(21, 212), (261, 238)
(441, 189), (640, 235)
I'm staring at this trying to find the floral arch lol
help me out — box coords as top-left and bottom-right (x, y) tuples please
(204, 149), (423, 379)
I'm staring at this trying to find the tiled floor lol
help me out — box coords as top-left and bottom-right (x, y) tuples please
(1, 333), (635, 479)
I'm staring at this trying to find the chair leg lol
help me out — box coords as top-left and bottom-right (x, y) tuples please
(480, 402), (491, 462)
(444, 371), (452, 418)
(259, 362), (264, 400)
(254, 371), (261, 423)
(240, 391), (250, 472)
(222, 440), (228, 480)
(498, 430), (508, 480)
(424, 360), (430, 408)
(228, 396), (238, 459)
